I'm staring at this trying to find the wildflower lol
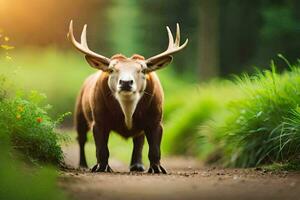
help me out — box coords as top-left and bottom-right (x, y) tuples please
(36, 117), (43, 123)
(16, 114), (21, 119)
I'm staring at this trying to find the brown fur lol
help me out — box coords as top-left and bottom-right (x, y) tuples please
(76, 71), (163, 137)
(75, 68), (166, 173)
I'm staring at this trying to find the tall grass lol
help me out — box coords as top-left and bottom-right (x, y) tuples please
(197, 64), (300, 168)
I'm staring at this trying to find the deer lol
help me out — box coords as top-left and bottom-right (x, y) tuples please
(68, 20), (188, 174)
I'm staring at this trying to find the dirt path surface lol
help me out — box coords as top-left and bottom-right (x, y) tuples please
(59, 145), (300, 200)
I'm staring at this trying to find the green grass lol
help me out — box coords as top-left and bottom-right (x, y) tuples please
(199, 64), (300, 168)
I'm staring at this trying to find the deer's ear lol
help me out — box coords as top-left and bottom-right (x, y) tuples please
(85, 55), (110, 71)
(144, 56), (173, 73)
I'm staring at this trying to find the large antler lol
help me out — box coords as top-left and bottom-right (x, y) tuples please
(67, 20), (111, 65)
(146, 23), (188, 64)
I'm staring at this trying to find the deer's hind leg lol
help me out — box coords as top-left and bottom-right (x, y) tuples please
(75, 104), (89, 168)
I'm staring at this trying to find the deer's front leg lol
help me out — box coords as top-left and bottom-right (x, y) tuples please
(145, 123), (167, 174)
(130, 134), (145, 172)
(91, 124), (112, 173)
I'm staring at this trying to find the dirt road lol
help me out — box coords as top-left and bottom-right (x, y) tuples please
(59, 145), (300, 200)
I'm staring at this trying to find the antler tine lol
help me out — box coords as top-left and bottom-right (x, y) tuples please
(146, 24), (188, 63)
(81, 24), (88, 49)
(175, 23), (180, 47)
(68, 20), (79, 48)
(166, 26), (174, 49)
(68, 20), (110, 64)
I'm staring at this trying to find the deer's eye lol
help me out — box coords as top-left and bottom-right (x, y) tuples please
(107, 68), (119, 74)
(106, 68), (114, 74)
(141, 68), (148, 74)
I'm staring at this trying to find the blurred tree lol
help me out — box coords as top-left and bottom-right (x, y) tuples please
(136, 0), (199, 77)
(219, 0), (262, 75)
(106, 0), (143, 56)
(198, 0), (220, 80)
(219, 0), (300, 75)
(255, 0), (300, 71)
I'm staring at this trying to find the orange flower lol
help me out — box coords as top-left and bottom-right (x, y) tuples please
(36, 117), (43, 123)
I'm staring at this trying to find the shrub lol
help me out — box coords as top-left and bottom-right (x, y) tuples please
(0, 89), (66, 165)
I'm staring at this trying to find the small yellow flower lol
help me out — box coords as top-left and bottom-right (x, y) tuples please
(16, 114), (21, 119)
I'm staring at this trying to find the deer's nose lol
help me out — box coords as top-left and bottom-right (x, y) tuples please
(119, 79), (134, 91)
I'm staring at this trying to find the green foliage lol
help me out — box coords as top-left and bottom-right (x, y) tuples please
(0, 77), (66, 200)
(164, 96), (218, 155)
(0, 84), (66, 165)
(260, 5), (299, 41)
(200, 65), (300, 168)
(163, 81), (240, 155)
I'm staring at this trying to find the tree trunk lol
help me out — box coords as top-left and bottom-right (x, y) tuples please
(199, 0), (220, 80)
